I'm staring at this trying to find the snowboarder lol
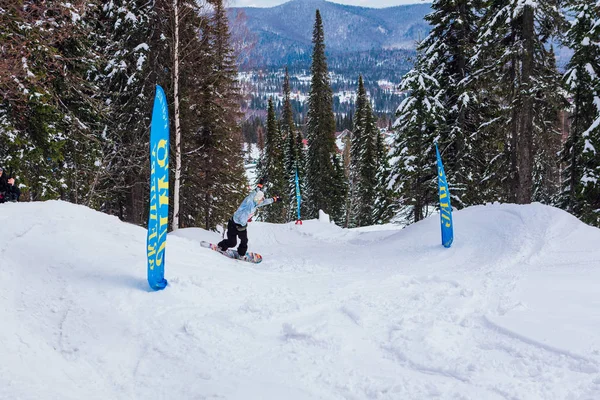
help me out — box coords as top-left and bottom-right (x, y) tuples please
(218, 179), (280, 257)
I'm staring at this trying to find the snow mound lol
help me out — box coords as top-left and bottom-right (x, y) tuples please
(2, 200), (600, 400)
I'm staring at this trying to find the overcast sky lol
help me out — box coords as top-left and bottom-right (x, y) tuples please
(229, 0), (428, 8)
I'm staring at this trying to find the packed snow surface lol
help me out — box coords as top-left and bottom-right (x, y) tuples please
(2, 200), (600, 399)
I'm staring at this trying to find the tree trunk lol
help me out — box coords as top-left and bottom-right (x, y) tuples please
(568, 83), (582, 213)
(172, 0), (182, 231)
(516, 5), (535, 204)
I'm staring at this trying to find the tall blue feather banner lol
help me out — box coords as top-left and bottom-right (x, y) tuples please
(147, 85), (169, 290)
(435, 143), (453, 248)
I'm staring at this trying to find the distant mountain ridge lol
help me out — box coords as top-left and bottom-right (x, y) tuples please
(229, 0), (431, 69)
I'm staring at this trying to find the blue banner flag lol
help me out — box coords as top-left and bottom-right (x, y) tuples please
(147, 85), (169, 290)
(295, 168), (302, 224)
(435, 143), (453, 248)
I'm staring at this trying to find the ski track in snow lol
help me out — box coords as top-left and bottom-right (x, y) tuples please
(2, 201), (600, 399)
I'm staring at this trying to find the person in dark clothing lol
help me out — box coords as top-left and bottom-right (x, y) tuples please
(0, 167), (20, 203)
(218, 179), (280, 256)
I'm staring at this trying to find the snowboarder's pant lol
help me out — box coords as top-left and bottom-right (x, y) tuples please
(218, 218), (248, 256)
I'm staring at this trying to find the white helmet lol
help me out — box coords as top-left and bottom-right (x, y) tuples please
(254, 190), (265, 203)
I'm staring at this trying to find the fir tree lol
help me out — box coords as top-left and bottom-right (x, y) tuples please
(356, 100), (378, 226)
(586, 2), (600, 225)
(348, 75), (367, 227)
(330, 153), (349, 225)
(558, 0), (600, 225)
(304, 10), (347, 223)
(0, 2), (103, 202)
(180, 0), (247, 230)
(341, 133), (352, 227)
(373, 120), (394, 224)
(350, 76), (379, 227)
(282, 68), (304, 222)
(294, 121), (305, 178)
(418, 0), (482, 206)
(390, 53), (445, 223)
(471, 0), (566, 204)
(532, 47), (564, 204)
(257, 98), (286, 223)
(96, 0), (159, 224)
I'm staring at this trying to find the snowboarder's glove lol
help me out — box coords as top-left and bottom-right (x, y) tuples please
(272, 196), (281, 203)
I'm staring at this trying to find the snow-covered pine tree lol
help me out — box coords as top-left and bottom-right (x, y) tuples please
(372, 121), (394, 225)
(257, 98), (286, 223)
(0, 2), (103, 202)
(349, 75), (369, 227)
(532, 47), (565, 204)
(46, 3), (104, 206)
(282, 68), (303, 222)
(558, 0), (600, 225)
(583, 0), (600, 225)
(330, 153), (349, 225)
(304, 9), (347, 223)
(294, 114), (306, 187)
(254, 144), (265, 200)
(257, 125), (265, 152)
(356, 100), (379, 226)
(418, 0), (482, 207)
(390, 53), (445, 223)
(180, 0), (247, 230)
(350, 76), (379, 227)
(471, 0), (566, 204)
(342, 133), (352, 228)
(96, 0), (159, 224)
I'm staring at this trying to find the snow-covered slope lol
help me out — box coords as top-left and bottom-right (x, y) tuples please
(2, 201), (600, 399)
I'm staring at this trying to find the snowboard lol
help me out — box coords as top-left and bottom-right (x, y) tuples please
(200, 241), (263, 264)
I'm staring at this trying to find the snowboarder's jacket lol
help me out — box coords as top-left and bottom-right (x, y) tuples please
(233, 187), (274, 227)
